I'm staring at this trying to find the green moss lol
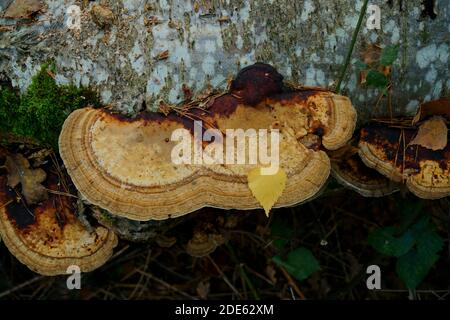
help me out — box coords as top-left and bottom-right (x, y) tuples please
(0, 85), (20, 133)
(0, 63), (101, 150)
(101, 210), (117, 224)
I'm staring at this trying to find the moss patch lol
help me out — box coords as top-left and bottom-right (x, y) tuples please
(0, 63), (101, 150)
(0, 85), (20, 133)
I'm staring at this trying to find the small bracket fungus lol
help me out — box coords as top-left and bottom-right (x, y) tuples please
(358, 123), (450, 199)
(59, 63), (356, 221)
(0, 151), (117, 276)
(186, 231), (225, 258)
(330, 144), (399, 197)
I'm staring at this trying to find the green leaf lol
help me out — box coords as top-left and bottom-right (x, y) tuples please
(368, 226), (416, 257)
(366, 70), (388, 88)
(416, 226), (444, 258)
(395, 218), (442, 289)
(396, 246), (440, 290)
(398, 200), (424, 230)
(354, 60), (369, 70)
(380, 45), (399, 66)
(272, 247), (320, 281)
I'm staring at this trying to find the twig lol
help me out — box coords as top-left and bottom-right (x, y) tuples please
(13, 189), (34, 218)
(244, 264), (275, 286)
(207, 255), (242, 299)
(109, 244), (130, 261)
(279, 266), (306, 300)
(136, 269), (197, 300)
(0, 276), (44, 298)
(129, 250), (152, 299)
(0, 199), (13, 209)
(335, 0), (370, 93)
(226, 243), (260, 300)
(45, 188), (78, 198)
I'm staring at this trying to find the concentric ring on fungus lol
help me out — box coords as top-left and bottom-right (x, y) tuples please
(358, 123), (450, 199)
(0, 153), (117, 276)
(59, 63), (357, 221)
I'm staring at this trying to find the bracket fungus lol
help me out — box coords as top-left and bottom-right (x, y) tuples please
(0, 151), (117, 275)
(59, 63), (356, 221)
(186, 231), (225, 258)
(358, 123), (450, 199)
(330, 144), (399, 197)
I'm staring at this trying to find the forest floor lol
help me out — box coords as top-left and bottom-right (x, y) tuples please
(1, 184), (448, 300)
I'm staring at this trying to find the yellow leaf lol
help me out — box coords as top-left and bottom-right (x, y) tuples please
(409, 116), (448, 151)
(247, 167), (287, 217)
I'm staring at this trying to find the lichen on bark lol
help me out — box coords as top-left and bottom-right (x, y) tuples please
(0, 0), (448, 121)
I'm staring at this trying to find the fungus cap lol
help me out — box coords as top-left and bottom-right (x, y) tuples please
(358, 123), (450, 199)
(0, 154), (117, 275)
(330, 144), (399, 197)
(186, 232), (224, 258)
(59, 63), (356, 220)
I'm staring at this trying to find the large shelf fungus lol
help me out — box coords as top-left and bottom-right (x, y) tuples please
(358, 123), (450, 199)
(0, 151), (117, 276)
(59, 63), (357, 221)
(330, 144), (399, 197)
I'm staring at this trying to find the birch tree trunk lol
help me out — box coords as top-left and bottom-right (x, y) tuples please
(1, 0), (448, 123)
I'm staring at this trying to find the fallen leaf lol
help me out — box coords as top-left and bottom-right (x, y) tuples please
(412, 98), (450, 125)
(265, 264), (277, 284)
(28, 148), (52, 167)
(409, 116), (448, 151)
(247, 167), (287, 217)
(196, 280), (210, 299)
(5, 153), (48, 204)
(3, 0), (43, 19)
(272, 247), (320, 281)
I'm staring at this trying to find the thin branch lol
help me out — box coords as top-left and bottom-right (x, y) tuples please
(335, 0), (370, 93)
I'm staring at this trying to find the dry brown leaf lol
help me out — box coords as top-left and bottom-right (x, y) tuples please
(5, 153), (48, 204)
(28, 148), (52, 167)
(196, 280), (210, 299)
(3, 0), (43, 19)
(412, 97), (450, 125)
(265, 264), (277, 285)
(409, 116), (448, 151)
